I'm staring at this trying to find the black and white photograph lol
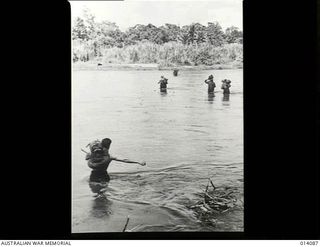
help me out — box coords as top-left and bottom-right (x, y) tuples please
(71, 0), (243, 233)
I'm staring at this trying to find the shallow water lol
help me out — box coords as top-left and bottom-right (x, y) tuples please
(72, 69), (243, 232)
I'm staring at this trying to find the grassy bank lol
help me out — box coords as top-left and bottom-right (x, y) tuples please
(73, 41), (243, 70)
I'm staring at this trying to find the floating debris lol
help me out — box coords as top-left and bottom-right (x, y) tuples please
(188, 178), (243, 227)
(122, 216), (144, 232)
(122, 215), (130, 232)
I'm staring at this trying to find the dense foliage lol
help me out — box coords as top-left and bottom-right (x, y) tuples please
(72, 9), (243, 66)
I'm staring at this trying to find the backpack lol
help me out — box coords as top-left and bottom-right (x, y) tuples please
(87, 140), (103, 155)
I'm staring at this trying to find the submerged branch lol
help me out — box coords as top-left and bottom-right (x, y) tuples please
(189, 178), (243, 228)
(209, 178), (216, 190)
(122, 216), (130, 232)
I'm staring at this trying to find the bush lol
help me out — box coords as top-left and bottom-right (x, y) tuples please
(73, 39), (243, 66)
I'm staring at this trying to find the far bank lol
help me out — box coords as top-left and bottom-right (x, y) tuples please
(72, 62), (243, 71)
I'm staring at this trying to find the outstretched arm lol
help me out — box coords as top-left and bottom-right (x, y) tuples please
(111, 156), (146, 166)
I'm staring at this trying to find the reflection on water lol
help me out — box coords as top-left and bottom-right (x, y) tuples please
(222, 94), (230, 102)
(72, 69), (243, 232)
(90, 192), (112, 218)
(160, 88), (167, 95)
(89, 171), (112, 218)
(207, 92), (215, 103)
(222, 94), (230, 107)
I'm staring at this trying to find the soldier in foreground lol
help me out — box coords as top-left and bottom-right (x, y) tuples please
(82, 138), (146, 184)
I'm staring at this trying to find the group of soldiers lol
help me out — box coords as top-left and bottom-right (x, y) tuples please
(84, 71), (232, 186)
(205, 75), (232, 94)
(158, 72), (232, 94)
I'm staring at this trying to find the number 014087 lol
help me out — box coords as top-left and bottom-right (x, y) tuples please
(300, 241), (318, 245)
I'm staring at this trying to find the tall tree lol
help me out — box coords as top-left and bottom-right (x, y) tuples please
(225, 26), (243, 44)
(160, 24), (181, 42)
(193, 23), (207, 44)
(152, 29), (169, 44)
(72, 17), (89, 41)
(178, 25), (190, 45)
(188, 24), (196, 44)
(206, 22), (226, 46)
(96, 21), (124, 48)
(82, 7), (96, 40)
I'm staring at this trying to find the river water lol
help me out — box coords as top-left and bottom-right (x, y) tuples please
(72, 69), (243, 232)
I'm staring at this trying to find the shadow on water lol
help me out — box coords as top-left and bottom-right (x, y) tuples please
(89, 170), (112, 218)
(207, 92), (215, 103)
(222, 94), (230, 106)
(222, 94), (230, 101)
(160, 88), (167, 95)
(90, 192), (112, 218)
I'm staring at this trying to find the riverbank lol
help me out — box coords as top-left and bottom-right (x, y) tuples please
(72, 62), (243, 71)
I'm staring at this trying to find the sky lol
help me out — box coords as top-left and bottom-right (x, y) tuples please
(70, 0), (242, 31)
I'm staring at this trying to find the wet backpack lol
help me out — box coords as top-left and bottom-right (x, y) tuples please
(87, 140), (103, 155)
